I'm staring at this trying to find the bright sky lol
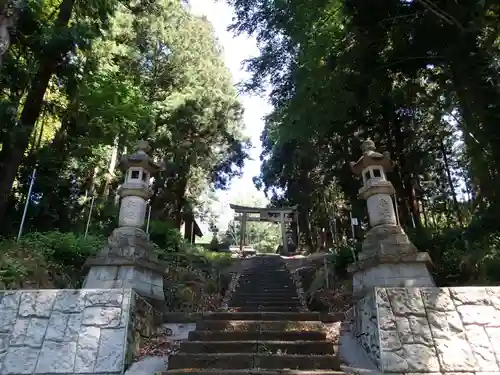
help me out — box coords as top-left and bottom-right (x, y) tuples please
(188, 0), (273, 232)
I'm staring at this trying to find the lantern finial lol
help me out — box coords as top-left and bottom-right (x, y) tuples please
(361, 138), (376, 153)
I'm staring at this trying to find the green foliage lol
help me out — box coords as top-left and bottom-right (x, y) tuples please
(148, 220), (184, 253)
(224, 0), (500, 283)
(161, 242), (234, 312)
(19, 231), (104, 271)
(409, 228), (500, 287)
(0, 243), (33, 288)
(0, 231), (104, 288)
(328, 243), (357, 279)
(0, 0), (249, 238)
(325, 228), (500, 288)
(0, 228), (233, 313)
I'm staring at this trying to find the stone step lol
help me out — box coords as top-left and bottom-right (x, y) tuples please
(195, 320), (325, 332)
(229, 300), (303, 306)
(196, 312), (342, 321)
(232, 291), (296, 296)
(188, 330), (326, 342)
(238, 286), (295, 289)
(233, 289), (298, 299)
(258, 320), (326, 331)
(238, 277), (293, 281)
(228, 304), (301, 308)
(237, 282), (295, 287)
(228, 307), (302, 312)
(243, 272), (290, 274)
(234, 291), (297, 296)
(238, 275), (292, 279)
(180, 340), (257, 353)
(168, 353), (340, 370)
(181, 340), (335, 354)
(230, 297), (300, 303)
(240, 272), (290, 274)
(231, 294), (300, 302)
(257, 341), (334, 355)
(168, 353), (253, 369)
(164, 370), (344, 375)
(227, 305), (303, 311)
(229, 299), (301, 305)
(238, 282), (295, 285)
(238, 274), (291, 277)
(256, 341), (335, 355)
(254, 353), (340, 369)
(237, 284), (295, 288)
(228, 303), (303, 309)
(232, 292), (298, 296)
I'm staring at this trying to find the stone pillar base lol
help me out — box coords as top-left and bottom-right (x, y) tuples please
(348, 224), (435, 297)
(359, 224), (420, 260)
(83, 227), (165, 301)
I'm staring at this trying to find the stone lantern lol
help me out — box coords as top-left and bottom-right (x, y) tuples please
(117, 140), (159, 228)
(83, 140), (165, 302)
(350, 140), (397, 228)
(347, 139), (434, 297)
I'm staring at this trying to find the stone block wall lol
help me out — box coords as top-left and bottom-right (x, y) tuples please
(126, 292), (157, 366)
(220, 273), (241, 311)
(349, 290), (380, 367)
(370, 286), (500, 374)
(287, 268), (309, 312)
(0, 289), (157, 375)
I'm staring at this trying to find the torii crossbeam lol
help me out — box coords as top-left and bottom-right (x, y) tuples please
(229, 204), (298, 253)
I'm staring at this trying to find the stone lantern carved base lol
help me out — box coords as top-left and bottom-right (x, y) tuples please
(359, 224), (419, 260)
(83, 227), (165, 301)
(348, 224), (435, 298)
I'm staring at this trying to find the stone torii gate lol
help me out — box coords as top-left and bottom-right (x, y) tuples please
(230, 204), (298, 253)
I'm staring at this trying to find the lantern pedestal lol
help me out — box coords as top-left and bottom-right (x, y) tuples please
(347, 224), (434, 297)
(83, 227), (165, 301)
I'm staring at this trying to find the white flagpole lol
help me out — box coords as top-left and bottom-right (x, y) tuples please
(17, 168), (36, 243)
(348, 209), (357, 262)
(349, 211), (356, 239)
(84, 195), (95, 239)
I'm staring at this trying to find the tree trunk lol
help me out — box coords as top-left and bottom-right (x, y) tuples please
(298, 208), (313, 251)
(439, 138), (464, 227)
(383, 106), (411, 228)
(406, 178), (422, 228)
(447, 31), (500, 204)
(0, 0), (75, 225)
(421, 199), (429, 227)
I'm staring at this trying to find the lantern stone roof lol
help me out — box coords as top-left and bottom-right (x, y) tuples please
(350, 139), (393, 175)
(119, 140), (162, 173)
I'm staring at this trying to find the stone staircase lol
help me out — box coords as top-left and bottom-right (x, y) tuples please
(229, 255), (303, 312)
(164, 255), (343, 375)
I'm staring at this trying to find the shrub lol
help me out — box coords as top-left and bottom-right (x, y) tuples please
(148, 220), (184, 252)
(328, 241), (357, 279)
(19, 231), (103, 271)
(0, 231), (104, 288)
